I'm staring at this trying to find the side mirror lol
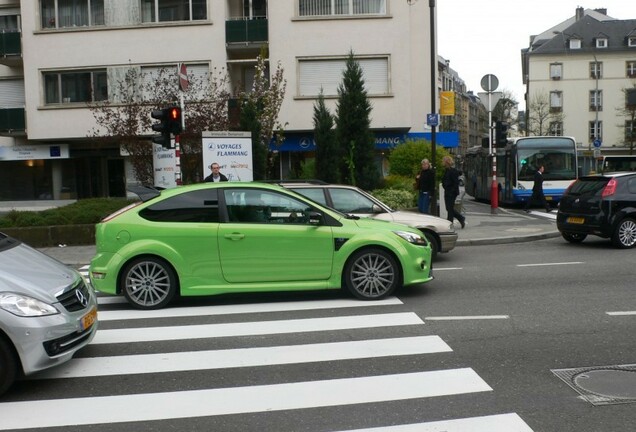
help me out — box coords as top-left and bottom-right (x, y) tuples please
(308, 211), (322, 225)
(371, 204), (384, 214)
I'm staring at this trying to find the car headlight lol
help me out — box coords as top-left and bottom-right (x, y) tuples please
(0, 293), (59, 317)
(393, 230), (428, 246)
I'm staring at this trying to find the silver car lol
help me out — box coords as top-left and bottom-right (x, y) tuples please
(283, 182), (458, 259)
(0, 232), (98, 396)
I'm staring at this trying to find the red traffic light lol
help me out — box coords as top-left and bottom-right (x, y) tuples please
(169, 107), (180, 121)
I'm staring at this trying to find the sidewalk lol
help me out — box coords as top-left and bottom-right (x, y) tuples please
(35, 198), (559, 266)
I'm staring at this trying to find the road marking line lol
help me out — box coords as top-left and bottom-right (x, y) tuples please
(97, 297), (403, 321)
(335, 413), (533, 431)
(35, 336), (451, 379)
(425, 315), (509, 321)
(606, 311), (636, 316)
(516, 262), (583, 267)
(0, 369), (491, 430)
(433, 267), (463, 271)
(91, 312), (424, 344)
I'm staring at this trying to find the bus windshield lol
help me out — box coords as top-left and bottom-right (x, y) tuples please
(599, 156), (636, 173)
(517, 138), (577, 181)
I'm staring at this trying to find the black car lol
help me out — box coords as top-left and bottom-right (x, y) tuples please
(557, 172), (636, 248)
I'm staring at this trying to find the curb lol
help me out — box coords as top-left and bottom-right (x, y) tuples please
(457, 230), (561, 246)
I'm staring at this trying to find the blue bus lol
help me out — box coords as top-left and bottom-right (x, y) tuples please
(464, 136), (578, 205)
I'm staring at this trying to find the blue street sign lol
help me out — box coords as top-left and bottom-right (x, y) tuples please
(593, 139), (602, 148)
(426, 113), (439, 127)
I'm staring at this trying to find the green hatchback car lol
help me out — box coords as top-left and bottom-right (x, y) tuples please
(90, 183), (433, 309)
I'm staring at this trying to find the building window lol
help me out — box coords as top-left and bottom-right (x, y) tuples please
(629, 37), (636, 48)
(589, 90), (602, 111)
(569, 38), (581, 49)
(550, 63), (562, 80)
(596, 38), (607, 48)
(0, 14), (20, 31)
(627, 61), (636, 78)
(550, 91), (562, 112)
(589, 121), (602, 141)
(44, 69), (107, 104)
(298, 56), (389, 97)
(41, 0), (104, 29)
(590, 61), (602, 79)
(141, 0), (207, 23)
(626, 121), (636, 142)
(298, 0), (387, 17)
(549, 121), (563, 136)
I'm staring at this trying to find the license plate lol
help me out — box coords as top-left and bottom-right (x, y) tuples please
(567, 216), (585, 224)
(80, 307), (97, 330)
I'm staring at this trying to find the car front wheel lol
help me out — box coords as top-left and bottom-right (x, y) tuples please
(422, 231), (439, 261)
(121, 257), (177, 309)
(612, 218), (636, 249)
(344, 248), (400, 300)
(0, 337), (18, 396)
(561, 232), (587, 243)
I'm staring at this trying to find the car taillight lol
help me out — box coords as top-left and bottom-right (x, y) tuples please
(101, 202), (142, 222)
(601, 178), (617, 197)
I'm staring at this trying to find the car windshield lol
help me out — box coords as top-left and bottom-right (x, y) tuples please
(567, 177), (609, 196)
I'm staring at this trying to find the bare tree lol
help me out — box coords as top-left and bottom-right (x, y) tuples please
(526, 92), (564, 136)
(88, 65), (231, 185)
(615, 85), (636, 155)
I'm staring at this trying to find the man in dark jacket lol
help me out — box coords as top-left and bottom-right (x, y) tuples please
(441, 155), (465, 228)
(416, 159), (435, 213)
(204, 162), (229, 182)
(524, 165), (551, 213)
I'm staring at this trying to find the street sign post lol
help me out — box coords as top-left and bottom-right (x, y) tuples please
(481, 74), (499, 214)
(426, 113), (439, 127)
(593, 139), (602, 148)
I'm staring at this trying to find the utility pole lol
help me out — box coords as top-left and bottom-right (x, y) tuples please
(481, 74), (499, 214)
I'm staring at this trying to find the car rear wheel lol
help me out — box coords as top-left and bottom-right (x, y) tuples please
(121, 257), (177, 309)
(612, 218), (636, 249)
(0, 337), (18, 396)
(561, 232), (587, 243)
(344, 248), (400, 300)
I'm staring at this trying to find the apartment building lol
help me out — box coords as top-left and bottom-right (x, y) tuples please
(522, 7), (636, 158)
(0, 0), (439, 202)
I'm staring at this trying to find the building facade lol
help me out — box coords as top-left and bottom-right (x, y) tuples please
(0, 0), (440, 201)
(522, 7), (636, 160)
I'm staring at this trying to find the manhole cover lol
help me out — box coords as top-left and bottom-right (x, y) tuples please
(552, 364), (636, 405)
(574, 369), (636, 399)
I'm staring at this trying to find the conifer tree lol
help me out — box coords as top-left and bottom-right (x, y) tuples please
(313, 91), (340, 183)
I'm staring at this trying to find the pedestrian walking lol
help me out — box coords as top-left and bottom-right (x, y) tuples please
(204, 162), (229, 182)
(524, 165), (552, 213)
(415, 159), (435, 213)
(441, 155), (466, 228)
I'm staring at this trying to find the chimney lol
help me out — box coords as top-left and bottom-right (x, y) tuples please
(575, 6), (584, 21)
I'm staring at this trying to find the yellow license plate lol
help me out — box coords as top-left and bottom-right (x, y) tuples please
(567, 217), (585, 224)
(81, 307), (97, 330)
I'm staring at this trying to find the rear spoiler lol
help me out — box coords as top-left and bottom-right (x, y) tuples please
(127, 185), (164, 202)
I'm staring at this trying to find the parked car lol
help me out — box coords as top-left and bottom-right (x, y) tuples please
(0, 233), (98, 396)
(557, 172), (636, 248)
(279, 181), (457, 260)
(90, 183), (433, 310)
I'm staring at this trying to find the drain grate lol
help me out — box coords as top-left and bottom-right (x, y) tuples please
(552, 364), (636, 406)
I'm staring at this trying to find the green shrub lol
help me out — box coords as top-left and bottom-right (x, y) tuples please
(0, 198), (135, 228)
(388, 139), (452, 183)
(371, 188), (416, 210)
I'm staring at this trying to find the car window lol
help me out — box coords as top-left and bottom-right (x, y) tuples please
(568, 178), (608, 197)
(225, 189), (313, 224)
(628, 177), (636, 194)
(329, 188), (375, 213)
(291, 188), (328, 206)
(139, 189), (219, 222)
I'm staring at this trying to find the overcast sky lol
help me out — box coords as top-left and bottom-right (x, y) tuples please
(437, 1), (636, 111)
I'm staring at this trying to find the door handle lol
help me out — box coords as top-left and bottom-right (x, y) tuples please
(224, 233), (245, 240)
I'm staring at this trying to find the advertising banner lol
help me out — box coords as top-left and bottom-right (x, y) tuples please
(202, 131), (253, 182)
(153, 143), (177, 189)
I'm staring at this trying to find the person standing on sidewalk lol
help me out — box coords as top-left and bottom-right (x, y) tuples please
(442, 155), (465, 229)
(524, 165), (552, 213)
(415, 159), (435, 214)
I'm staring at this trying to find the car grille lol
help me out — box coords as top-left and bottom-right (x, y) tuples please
(42, 325), (95, 357)
(56, 280), (91, 312)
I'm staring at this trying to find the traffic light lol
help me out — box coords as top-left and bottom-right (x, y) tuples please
(495, 121), (509, 147)
(151, 106), (182, 149)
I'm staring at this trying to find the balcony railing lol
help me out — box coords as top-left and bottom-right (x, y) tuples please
(0, 108), (26, 133)
(0, 31), (21, 56)
(225, 18), (268, 44)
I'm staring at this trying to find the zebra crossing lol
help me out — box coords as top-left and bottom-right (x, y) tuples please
(0, 292), (535, 431)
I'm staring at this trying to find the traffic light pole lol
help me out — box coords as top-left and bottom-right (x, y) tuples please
(487, 90), (498, 213)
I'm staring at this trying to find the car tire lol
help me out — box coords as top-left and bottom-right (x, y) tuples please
(612, 218), (636, 249)
(121, 256), (178, 310)
(422, 231), (439, 261)
(343, 248), (400, 300)
(0, 336), (18, 396)
(561, 232), (587, 243)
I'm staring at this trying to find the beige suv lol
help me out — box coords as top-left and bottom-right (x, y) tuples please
(282, 182), (457, 259)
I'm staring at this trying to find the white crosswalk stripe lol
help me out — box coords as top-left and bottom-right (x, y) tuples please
(1, 294), (535, 431)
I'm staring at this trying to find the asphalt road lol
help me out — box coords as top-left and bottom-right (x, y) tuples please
(1, 236), (634, 431)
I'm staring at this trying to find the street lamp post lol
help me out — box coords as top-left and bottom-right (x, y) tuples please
(429, 0), (437, 215)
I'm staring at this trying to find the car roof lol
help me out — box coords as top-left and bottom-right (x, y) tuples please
(129, 182), (291, 202)
(580, 172), (636, 180)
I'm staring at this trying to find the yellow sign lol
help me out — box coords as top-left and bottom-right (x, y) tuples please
(440, 91), (455, 116)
